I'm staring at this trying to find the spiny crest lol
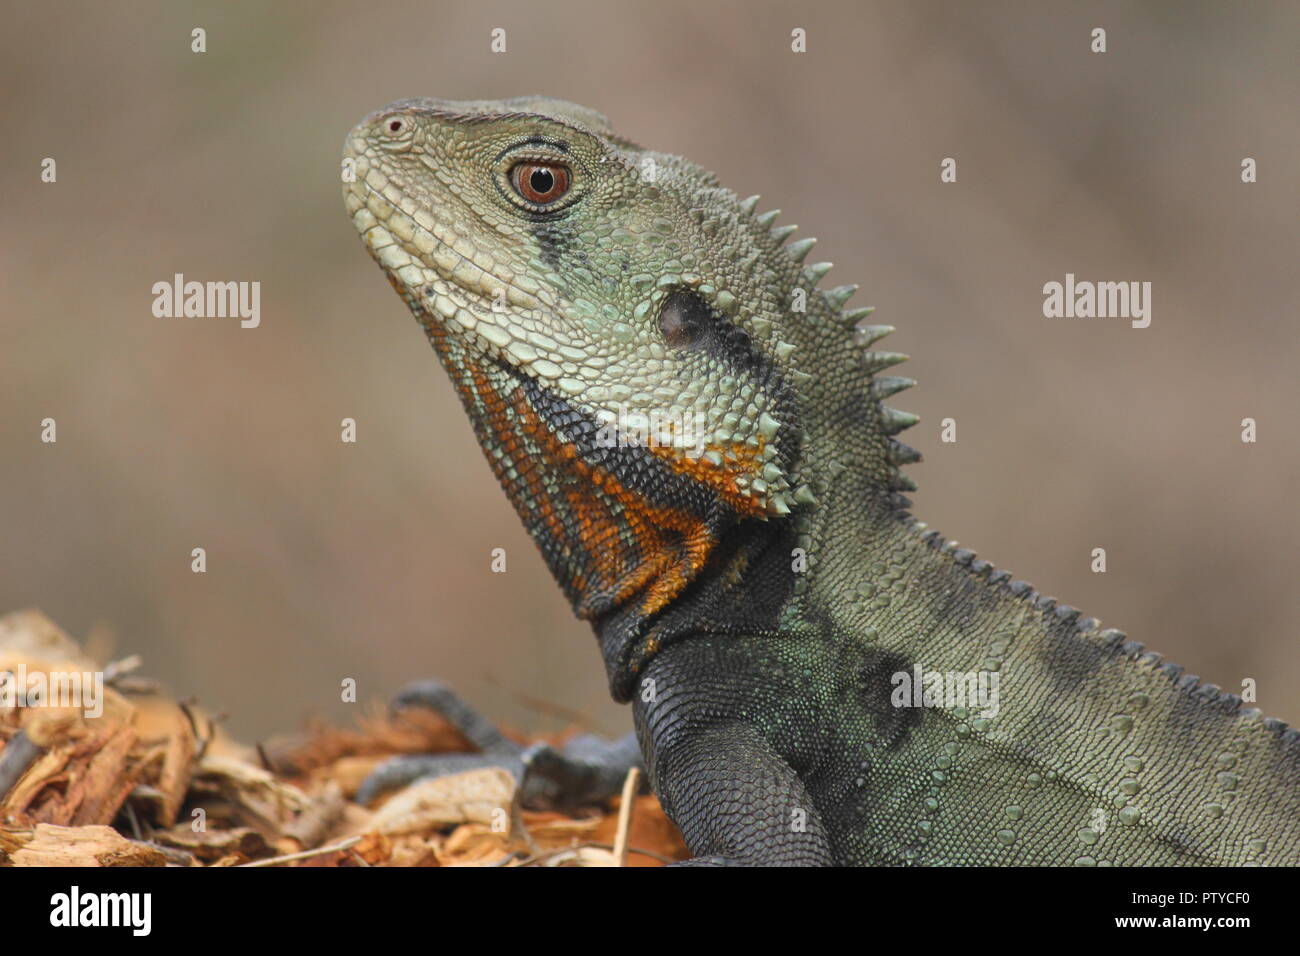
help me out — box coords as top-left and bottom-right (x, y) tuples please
(913, 529), (1300, 738)
(744, 199), (923, 499)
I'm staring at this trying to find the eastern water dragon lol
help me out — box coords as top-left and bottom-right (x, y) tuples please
(342, 96), (1299, 866)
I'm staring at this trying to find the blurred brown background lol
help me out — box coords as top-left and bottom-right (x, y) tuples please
(2, 1), (1296, 741)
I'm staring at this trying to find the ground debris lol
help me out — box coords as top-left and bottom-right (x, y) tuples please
(0, 609), (688, 867)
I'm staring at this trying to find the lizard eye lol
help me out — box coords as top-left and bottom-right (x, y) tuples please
(510, 162), (571, 206)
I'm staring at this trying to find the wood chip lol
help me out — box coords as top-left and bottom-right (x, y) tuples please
(3, 823), (168, 867)
(369, 768), (516, 836)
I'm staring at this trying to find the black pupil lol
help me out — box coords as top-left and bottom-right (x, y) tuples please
(529, 167), (555, 195)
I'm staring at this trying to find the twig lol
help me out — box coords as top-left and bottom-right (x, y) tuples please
(122, 799), (143, 841)
(237, 835), (363, 867)
(612, 767), (640, 866)
(178, 700), (213, 762)
(103, 654), (143, 684)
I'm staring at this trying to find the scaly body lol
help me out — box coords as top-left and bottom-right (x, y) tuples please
(344, 97), (1299, 865)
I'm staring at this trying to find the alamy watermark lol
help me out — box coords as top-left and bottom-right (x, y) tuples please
(891, 664), (1000, 718)
(594, 408), (710, 459)
(1043, 273), (1151, 328)
(50, 886), (150, 936)
(152, 273), (260, 328)
(0, 665), (104, 718)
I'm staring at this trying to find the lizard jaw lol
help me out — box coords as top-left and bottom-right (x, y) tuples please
(344, 167), (582, 382)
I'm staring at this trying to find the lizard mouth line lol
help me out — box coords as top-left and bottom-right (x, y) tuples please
(349, 178), (606, 405)
(351, 178), (549, 321)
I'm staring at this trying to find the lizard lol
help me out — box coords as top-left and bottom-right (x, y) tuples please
(342, 96), (1300, 865)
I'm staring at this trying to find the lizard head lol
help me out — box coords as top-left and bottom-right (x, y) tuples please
(343, 96), (918, 628)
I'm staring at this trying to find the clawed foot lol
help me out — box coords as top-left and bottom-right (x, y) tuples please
(358, 679), (644, 812)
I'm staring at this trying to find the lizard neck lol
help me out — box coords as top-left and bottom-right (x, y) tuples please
(421, 312), (753, 635)
(421, 258), (923, 701)
(595, 512), (800, 702)
(590, 339), (916, 701)
(585, 289), (925, 700)
(790, 440), (1083, 677)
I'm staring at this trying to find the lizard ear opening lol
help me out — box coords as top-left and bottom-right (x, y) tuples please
(656, 289), (767, 377)
(658, 290), (710, 350)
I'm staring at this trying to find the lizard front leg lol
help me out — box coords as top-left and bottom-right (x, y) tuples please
(633, 649), (834, 866)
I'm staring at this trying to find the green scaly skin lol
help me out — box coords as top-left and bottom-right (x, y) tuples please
(343, 97), (1299, 865)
